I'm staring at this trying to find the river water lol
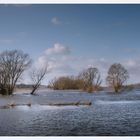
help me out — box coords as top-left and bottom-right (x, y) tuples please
(0, 89), (140, 136)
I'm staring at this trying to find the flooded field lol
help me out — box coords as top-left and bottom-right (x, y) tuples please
(0, 89), (140, 136)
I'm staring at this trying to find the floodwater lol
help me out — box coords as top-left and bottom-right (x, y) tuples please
(0, 89), (140, 136)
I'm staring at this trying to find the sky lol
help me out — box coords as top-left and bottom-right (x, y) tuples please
(0, 4), (140, 85)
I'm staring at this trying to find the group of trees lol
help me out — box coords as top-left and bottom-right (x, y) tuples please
(0, 50), (47, 95)
(48, 63), (129, 93)
(48, 68), (101, 92)
(48, 67), (102, 92)
(0, 50), (31, 95)
(48, 76), (83, 90)
(0, 49), (129, 95)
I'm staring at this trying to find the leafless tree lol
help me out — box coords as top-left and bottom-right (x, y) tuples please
(0, 50), (32, 95)
(106, 63), (129, 93)
(78, 67), (102, 92)
(30, 66), (48, 95)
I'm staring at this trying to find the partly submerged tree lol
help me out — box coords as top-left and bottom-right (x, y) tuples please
(47, 67), (102, 92)
(0, 50), (32, 95)
(30, 66), (48, 95)
(48, 76), (84, 90)
(78, 67), (102, 92)
(106, 63), (129, 93)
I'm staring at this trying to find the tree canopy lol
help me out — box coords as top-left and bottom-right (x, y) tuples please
(0, 50), (32, 95)
(106, 63), (129, 92)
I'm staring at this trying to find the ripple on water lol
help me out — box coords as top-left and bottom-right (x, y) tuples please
(0, 90), (140, 136)
(15, 104), (89, 111)
(96, 100), (140, 105)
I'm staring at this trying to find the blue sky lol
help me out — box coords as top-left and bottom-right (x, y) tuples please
(0, 4), (140, 85)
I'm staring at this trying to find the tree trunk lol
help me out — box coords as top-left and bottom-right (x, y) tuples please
(114, 88), (119, 93)
(30, 88), (36, 95)
(114, 85), (120, 93)
(0, 88), (9, 95)
(30, 86), (39, 95)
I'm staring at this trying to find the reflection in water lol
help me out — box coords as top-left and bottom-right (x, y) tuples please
(0, 90), (140, 136)
(15, 105), (85, 111)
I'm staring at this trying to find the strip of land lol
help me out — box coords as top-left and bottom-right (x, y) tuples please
(0, 101), (92, 109)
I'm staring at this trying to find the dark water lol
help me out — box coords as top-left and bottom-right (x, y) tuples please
(0, 89), (140, 136)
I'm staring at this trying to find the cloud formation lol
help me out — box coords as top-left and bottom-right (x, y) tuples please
(35, 43), (140, 85)
(45, 43), (71, 55)
(36, 45), (111, 85)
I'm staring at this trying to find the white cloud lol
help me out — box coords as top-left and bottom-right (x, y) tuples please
(37, 55), (47, 68)
(125, 59), (136, 67)
(45, 43), (71, 55)
(117, 59), (140, 84)
(51, 17), (61, 25)
(36, 50), (111, 85)
(124, 59), (140, 74)
(35, 43), (72, 74)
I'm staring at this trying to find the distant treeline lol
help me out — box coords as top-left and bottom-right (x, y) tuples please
(16, 84), (47, 89)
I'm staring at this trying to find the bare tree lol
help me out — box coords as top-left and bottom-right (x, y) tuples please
(106, 63), (129, 93)
(0, 50), (32, 95)
(30, 66), (48, 95)
(78, 67), (102, 92)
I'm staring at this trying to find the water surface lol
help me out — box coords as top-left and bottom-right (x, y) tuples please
(0, 89), (140, 136)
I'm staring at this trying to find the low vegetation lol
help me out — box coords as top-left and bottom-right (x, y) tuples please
(48, 67), (102, 93)
(48, 76), (83, 90)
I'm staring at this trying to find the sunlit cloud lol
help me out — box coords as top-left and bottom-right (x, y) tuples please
(45, 43), (71, 55)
